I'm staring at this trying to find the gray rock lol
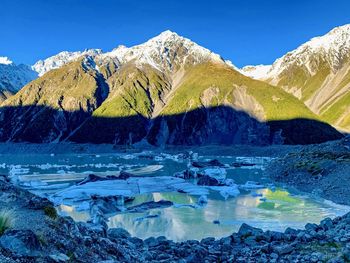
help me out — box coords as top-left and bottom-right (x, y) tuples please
(238, 223), (263, 237)
(197, 175), (221, 186)
(201, 237), (215, 245)
(321, 217), (333, 231)
(0, 229), (42, 257)
(107, 228), (131, 239)
(305, 223), (318, 232)
(273, 244), (294, 255)
(49, 253), (70, 262)
(342, 248), (350, 261)
(144, 237), (159, 247)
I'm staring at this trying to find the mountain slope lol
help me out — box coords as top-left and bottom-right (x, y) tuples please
(0, 57), (108, 142)
(0, 31), (342, 145)
(241, 24), (350, 131)
(70, 58), (340, 145)
(0, 57), (37, 102)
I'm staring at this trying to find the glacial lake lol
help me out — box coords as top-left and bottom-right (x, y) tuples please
(1, 150), (349, 241)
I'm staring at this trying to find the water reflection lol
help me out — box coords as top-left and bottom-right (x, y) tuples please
(58, 189), (349, 241)
(3, 151), (349, 241)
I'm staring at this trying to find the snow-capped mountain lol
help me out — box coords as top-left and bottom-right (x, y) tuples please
(32, 49), (103, 76)
(32, 31), (232, 76)
(0, 57), (38, 101)
(100, 30), (229, 72)
(0, 30), (333, 146)
(240, 65), (272, 79)
(241, 24), (350, 82)
(0, 57), (13, 65)
(240, 24), (350, 131)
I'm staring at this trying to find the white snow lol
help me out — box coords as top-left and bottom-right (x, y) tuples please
(240, 64), (272, 79)
(31, 30), (236, 76)
(241, 24), (350, 81)
(0, 60), (38, 93)
(0, 57), (13, 65)
(32, 49), (103, 76)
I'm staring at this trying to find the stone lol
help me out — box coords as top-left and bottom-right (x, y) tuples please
(273, 244), (294, 255)
(107, 228), (131, 239)
(201, 237), (215, 245)
(238, 223), (263, 237)
(0, 229), (42, 257)
(144, 237), (159, 247)
(197, 175), (221, 186)
(320, 217), (333, 231)
(305, 223), (318, 232)
(49, 253), (70, 262)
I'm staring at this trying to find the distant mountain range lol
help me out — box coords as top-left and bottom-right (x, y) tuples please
(240, 24), (350, 132)
(0, 28), (346, 145)
(0, 57), (37, 102)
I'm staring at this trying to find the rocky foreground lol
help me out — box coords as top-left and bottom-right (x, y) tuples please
(0, 174), (350, 262)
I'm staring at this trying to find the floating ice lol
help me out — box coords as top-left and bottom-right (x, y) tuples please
(240, 181), (265, 190)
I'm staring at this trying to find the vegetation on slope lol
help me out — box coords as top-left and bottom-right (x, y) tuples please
(161, 62), (318, 121)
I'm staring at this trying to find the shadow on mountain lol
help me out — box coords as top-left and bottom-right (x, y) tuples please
(0, 105), (344, 146)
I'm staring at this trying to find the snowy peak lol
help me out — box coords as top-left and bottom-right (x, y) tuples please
(0, 59), (38, 95)
(0, 57), (13, 65)
(269, 24), (350, 78)
(32, 49), (103, 76)
(240, 65), (272, 79)
(239, 24), (350, 81)
(101, 30), (228, 72)
(32, 31), (232, 77)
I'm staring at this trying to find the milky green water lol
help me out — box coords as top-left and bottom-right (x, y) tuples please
(1, 151), (349, 241)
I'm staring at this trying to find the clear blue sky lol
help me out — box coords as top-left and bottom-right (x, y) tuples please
(1, 0), (349, 67)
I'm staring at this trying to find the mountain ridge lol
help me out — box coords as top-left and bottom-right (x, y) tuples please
(240, 24), (350, 132)
(0, 29), (344, 145)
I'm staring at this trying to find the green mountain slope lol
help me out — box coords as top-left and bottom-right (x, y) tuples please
(0, 31), (342, 145)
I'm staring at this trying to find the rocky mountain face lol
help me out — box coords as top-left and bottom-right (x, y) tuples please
(0, 31), (342, 145)
(0, 57), (37, 103)
(241, 24), (350, 132)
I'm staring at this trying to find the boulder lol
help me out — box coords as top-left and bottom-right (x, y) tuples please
(273, 244), (294, 255)
(238, 223), (263, 237)
(108, 228), (131, 239)
(202, 168), (227, 182)
(197, 175), (220, 186)
(320, 217), (333, 231)
(0, 229), (42, 257)
(49, 253), (70, 262)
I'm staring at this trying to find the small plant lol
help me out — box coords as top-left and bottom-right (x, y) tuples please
(43, 206), (58, 220)
(0, 210), (13, 235)
(37, 233), (47, 246)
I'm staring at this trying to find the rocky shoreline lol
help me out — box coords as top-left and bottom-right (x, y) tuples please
(1, 172), (350, 262)
(267, 136), (350, 206)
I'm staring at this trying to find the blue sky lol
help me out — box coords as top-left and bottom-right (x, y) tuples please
(1, 0), (349, 67)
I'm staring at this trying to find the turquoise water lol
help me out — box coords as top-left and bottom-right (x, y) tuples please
(1, 151), (348, 241)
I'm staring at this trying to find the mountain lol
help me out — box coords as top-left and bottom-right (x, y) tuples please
(240, 24), (350, 132)
(0, 31), (341, 145)
(0, 57), (38, 102)
(32, 49), (103, 77)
